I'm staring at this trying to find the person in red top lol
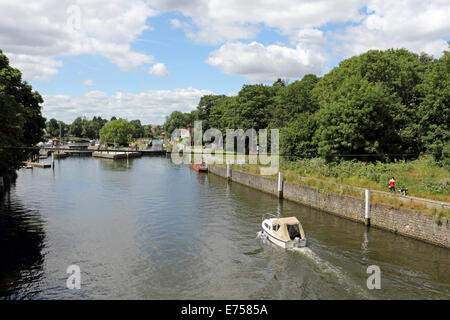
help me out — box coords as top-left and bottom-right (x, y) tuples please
(388, 177), (396, 193)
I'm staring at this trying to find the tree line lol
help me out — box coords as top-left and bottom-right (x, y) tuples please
(45, 116), (157, 142)
(164, 48), (449, 165)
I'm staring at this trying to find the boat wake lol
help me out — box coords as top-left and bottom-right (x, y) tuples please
(291, 246), (371, 299)
(257, 232), (371, 299)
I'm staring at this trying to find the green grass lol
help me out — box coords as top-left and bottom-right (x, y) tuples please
(207, 154), (449, 218)
(280, 155), (449, 202)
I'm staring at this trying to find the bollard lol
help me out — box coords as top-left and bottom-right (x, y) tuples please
(227, 163), (232, 181)
(278, 171), (283, 199)
(365, 189), (371, 227)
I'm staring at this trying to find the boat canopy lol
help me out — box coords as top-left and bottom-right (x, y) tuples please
(271, 217), (306, 242)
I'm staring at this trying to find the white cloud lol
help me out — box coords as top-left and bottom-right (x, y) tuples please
(206, 41), (327, 83)
(332, 0), (450, 59)
(82, 79), (95, 86)
(152, 0), (366, 44)
(148, 63), (169, 76)
(156, 0), (450, 82)
(42, 87), (214, 124)
(0, 0), (158, 81)
(2, 0), (449, 87)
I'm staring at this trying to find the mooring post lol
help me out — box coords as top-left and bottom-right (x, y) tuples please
(51, 152), (55, 169)
(278, 171), (283, 199)
(227, 162), (232, 181)
(365, 189), (371, 227)
(0, 176), (4, 193)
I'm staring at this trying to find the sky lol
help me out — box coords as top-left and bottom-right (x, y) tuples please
(1, 0), (449, 125)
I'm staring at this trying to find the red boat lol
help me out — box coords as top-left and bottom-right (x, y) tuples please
(189, 163), (208, 172)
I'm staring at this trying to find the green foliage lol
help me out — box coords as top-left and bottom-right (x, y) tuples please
(313, 78), (394, 160)
(99, 119), (134, 145)
(312, 49), (436, 159)
(69, 116), (84, 137)
(163, 111), (194, 135)
(0, 49), (46, 183)
(67, 116), (108, 139)
(442, 141), (450, 170)
(129, 119), (144, 139)
(46, 118), (59, 137)
(281, 155), (449, 201)
(280, 113), (317, 159)
(270, 74), (319, 128)
(417, 51), (450, 161)
(169, 48), (448, 164)
(196, 95), (227, 130)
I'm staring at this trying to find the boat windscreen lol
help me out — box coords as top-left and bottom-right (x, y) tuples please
(287, 224), (301, 240)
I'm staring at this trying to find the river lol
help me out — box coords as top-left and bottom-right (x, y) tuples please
(1, 156), (449, 299)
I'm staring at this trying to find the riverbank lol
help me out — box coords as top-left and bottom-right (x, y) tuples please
(208, 164), (450, 249)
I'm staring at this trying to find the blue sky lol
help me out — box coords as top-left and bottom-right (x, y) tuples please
(33, 12), (246, 97)
(2, 0), (449, 124)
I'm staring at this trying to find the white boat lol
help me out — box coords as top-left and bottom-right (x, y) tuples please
(261, 216), (307, 249)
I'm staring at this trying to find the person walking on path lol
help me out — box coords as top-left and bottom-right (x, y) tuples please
(389, 177), (396, 193)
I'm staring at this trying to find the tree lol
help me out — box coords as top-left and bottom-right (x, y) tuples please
(81, 118), (98, 139)
(46, 118), (59, 137)
(163, 111), (193, 135)
(270, 74), (319, 128)
(417, 50), (450, 161)
(130, 119), (144, 139)
(58, 121), (69, 138)
(196, 95), (227, 130)
(69, 117), (84, 137)
(0, 49), (46, 184)
(99, 119), (134, 145)
(312, 49), (432, 159)
(313, 78), (395, 161)
(234, 84), (276, 130)
(280, 113), (317, 159)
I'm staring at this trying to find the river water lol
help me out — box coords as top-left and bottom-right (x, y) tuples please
(0, 156), (449, 299)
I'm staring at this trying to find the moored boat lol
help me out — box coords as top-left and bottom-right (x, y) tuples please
(189, 163), (208, 172)
(261, 216), (306, 249)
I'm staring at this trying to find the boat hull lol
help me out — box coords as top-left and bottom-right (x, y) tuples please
(189, 163), (208, 172)
(260, 229), (306, 249)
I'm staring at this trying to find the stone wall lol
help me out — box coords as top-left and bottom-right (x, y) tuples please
(208, 165), (450, 248)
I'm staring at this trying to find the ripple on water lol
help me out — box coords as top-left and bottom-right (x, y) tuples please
(1, 157), (449, 299)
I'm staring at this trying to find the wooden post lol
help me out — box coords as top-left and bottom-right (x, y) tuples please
(52, 152), (55, 169)
(278, 171), (283, 199)
(365, 189), (371, 227)
(0, 176), (4, 193)
(227, 163), (232, 181)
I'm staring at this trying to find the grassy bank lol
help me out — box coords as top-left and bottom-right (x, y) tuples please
(280, 156), (449, 202)
(208, 154), (449, 218)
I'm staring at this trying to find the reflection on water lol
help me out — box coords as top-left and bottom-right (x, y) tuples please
(0, 193), (46, 299)
(0, 157), (449, 299)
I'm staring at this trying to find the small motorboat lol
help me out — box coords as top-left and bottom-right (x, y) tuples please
(261, 216), (306, 249)
(189, 163), (208, 172)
